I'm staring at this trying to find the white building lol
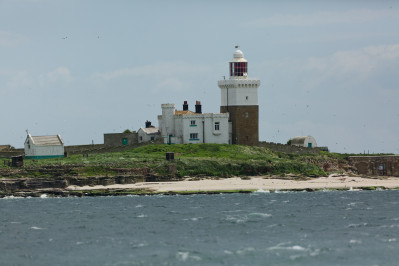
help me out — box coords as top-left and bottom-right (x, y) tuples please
(158, 101), (230, 144)
(138, 121), (160, 143)
(24, 134), (65, 159)
(291, 136), (318, 148)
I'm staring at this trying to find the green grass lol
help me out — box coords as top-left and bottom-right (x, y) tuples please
(1, 143), (365, 178)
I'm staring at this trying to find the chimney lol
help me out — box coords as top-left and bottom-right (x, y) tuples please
(183, 101), (188, 111)
(145, 120), (151, 128)
(195, 101), (202, 114)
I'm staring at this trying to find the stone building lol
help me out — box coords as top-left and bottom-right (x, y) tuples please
(158, 101), (229, 144)
(218, 48), (261, 146)
(104, 132), (138, 147)
(24, 134), (65, 159)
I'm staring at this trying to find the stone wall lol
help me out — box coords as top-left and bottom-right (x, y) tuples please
(0, 145), (11, 151)
(221, 105), (258, 146)
(348, 156), (399, 177)
(258, 141), (328, 154)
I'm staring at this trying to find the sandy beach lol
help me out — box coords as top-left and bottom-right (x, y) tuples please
(66, 175), (399, 192)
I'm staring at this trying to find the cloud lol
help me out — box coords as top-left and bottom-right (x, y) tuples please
(39, 67), (73, 87)
(0, 30), (27, 47)
(0, 66), (73, 94)
(154, 78), (185, 93)
(301, 43), (399, 89)
(246, 8), (399, 27)
(4, 71), (32, 91)
(93, 61), (212, 81)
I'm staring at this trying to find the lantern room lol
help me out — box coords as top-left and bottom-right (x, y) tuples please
(229, 49), (248, 78)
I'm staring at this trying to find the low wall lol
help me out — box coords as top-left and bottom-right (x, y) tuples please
(258, 141), (328, 154)
(348, 156), (399, 177)
(64, 144), (105, 154)
(0, 151), (24, 158)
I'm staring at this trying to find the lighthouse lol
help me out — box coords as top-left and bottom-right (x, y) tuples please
(218, 48), (261, 146)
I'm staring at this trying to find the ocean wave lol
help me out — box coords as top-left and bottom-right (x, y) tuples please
(254, 189), (270, 193)
(176, 251), (202, 262)
(268, 242), (307, 251)
(31, 226), (45, 230)
(347, 223), (368, 228)
(248, 212), (272, 218)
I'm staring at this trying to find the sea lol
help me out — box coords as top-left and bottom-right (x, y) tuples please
(1, 190), (399, 266)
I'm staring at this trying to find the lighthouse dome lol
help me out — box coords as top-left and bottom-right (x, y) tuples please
(234, 49), (244, 58)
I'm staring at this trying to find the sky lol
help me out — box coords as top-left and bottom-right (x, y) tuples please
(0, 0), (398, 154)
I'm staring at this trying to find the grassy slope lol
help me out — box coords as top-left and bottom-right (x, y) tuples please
(1, 144), (349, 178)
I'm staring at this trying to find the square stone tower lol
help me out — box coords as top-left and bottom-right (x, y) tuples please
(218, 48), (260, 146)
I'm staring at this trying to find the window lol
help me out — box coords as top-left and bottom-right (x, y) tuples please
(189, 133), (198, 140)
(151, 137), (155, 141)
(139, 136), (143, 141)
(230, 62), (248, 77)
(214, 122), (220, 131)
(190, 120), (197, 127)
(245, 112), (249, 118)
(246, 96), (248, 100)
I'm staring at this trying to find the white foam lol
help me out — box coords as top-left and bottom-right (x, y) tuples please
(2, 195), (23, 199)
(176, 251), (201, 262)
(40, 194), (48, 198)
(133, 243), (148, 248)
(236, 247), (255, 255)
(347, 223), (368, 228)
(225, 215), (248, 223)
(269, 243), (307, 251)
(137, 214), (147, 218)
(31, 226), (44, 230)
(254, 189), (270, 193)
(249, 213), (272, 218)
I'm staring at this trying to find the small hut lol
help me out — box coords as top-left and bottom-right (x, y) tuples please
(24, 134), (65, 159)
(290, 136), (318, 148)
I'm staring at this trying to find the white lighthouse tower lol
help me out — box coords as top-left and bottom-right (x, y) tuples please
(218, 48), (261, 145)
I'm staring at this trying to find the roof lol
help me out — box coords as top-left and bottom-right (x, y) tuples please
(291, 136), (316, 146)
(175, 110), (196, 115)
(291, 136), (307, 145)
(29, 134), (64, 146)
(139, 127), (159, 135)
(231, 49), (248, 63)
